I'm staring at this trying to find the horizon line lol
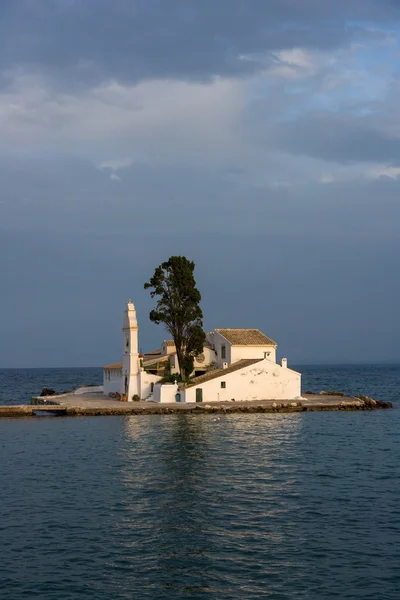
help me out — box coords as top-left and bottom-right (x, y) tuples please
(1, 361), (400, 370)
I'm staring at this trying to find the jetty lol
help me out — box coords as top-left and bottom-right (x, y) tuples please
(0, 390), (392, 418)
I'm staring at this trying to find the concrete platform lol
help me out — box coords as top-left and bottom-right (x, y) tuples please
(0, 391), (390, 418)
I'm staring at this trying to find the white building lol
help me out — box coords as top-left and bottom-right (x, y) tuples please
(103, 302), (160, 401)
(103, 301), (301, 402)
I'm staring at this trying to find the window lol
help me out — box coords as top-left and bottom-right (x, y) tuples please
(221, 381), (226, 389)
(221, 345), (226, 359)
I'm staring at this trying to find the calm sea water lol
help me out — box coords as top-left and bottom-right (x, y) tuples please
(1, 365), (400, 599)
(1, 364), (399, 406)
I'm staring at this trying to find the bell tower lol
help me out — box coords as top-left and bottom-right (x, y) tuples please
(122, 300), (140, 401)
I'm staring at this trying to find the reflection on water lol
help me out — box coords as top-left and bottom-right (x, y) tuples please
(119, 413), (308, 598)
(121, 416), (215, 594)
(1, 411), (400, 600)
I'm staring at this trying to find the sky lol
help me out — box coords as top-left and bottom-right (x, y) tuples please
(2, 0), (400, 367)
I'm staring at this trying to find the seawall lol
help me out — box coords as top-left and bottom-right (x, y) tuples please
(0, 394), (392, 418)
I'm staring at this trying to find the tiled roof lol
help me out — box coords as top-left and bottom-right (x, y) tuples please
(164, 340), (176, 347)
(184, 358), (263, 387)
(144, 348), (163, 356)
(142, 355), (169, 367)
(103, 361), (123, 370)
(215, 328), (277, 346)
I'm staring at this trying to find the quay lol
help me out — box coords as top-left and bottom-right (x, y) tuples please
(0, 391), (392, 418)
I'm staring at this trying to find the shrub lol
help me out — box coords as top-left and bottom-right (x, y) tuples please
(159, 373), (184, 384)
(132, 394), (140, 402)
(206, 361), (218, 371)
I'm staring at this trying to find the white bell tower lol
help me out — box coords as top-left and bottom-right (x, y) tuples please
(122, 300), (140, 401)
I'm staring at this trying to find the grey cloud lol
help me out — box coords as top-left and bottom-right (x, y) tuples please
(270, 112), (400, 164)
(2, 157), (400, 237)
(0, 0), (398, 86)
(2, 157), (400, 366)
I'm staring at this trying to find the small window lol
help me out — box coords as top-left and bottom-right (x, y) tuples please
(221, 381), (226, 389)
(221, 345), (226, 359)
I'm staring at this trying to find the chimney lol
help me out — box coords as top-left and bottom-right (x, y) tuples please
(281, 358), (287, 369)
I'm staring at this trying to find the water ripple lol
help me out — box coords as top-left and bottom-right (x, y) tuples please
(0, 411), (399, 599)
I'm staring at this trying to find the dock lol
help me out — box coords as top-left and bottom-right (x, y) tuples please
(0, 391), (392, 418)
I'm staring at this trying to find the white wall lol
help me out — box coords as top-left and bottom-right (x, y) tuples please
(212, 331), (232, 368)
(140, 371), (161, 399)
(194, 346), (216, 370)
(169, 353), (180, 374)
(104, 369), (161, 399)
(103, 370), (122, 396)
(153, 383), (179, 403)
(162, 342), (176, 355)
(168, 346), (217, 375)
(211, 331), (277, 367)
(230, 345), (277, 364)
(182, 359), (301, 403)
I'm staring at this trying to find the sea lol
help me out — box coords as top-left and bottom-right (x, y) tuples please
(0, 364), (399, 600)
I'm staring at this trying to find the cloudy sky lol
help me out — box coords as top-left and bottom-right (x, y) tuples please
(2, 0), (400, 367)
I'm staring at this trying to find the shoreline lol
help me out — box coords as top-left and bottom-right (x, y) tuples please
(0, 392), (392, 418)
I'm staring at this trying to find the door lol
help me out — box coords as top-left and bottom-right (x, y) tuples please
(196, 388), (203, 403)
(175, 393), (181, 403)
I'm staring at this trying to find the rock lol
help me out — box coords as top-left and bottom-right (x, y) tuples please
(290, 402), (297, 407)
(355, 394), (377, 408)
(376, 400), (393, 409)
(40, 388), (57, 397)
(345, 401), (362, 408)
(272, 402), (277, 408)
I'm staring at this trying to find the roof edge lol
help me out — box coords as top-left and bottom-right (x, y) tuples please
(214, 328), (277, 347)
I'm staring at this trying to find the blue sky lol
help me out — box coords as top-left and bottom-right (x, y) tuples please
(1, 0), (400, 367)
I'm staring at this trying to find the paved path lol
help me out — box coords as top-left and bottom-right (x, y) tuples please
(26, 391), (365, 413)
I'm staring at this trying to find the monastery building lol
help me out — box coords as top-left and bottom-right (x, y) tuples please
(103, 302), (302, 403)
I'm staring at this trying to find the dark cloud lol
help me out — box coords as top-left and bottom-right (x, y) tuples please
(1, 157), (400, 366)
(0, 0), (399, 86)
(1, 2), (400, 367)
(270, 112), (400, 164)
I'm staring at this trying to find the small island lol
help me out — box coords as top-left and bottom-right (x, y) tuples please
(1, 256), (391, 418)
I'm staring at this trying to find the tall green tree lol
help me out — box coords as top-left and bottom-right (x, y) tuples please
(144, 256), (206, 380)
